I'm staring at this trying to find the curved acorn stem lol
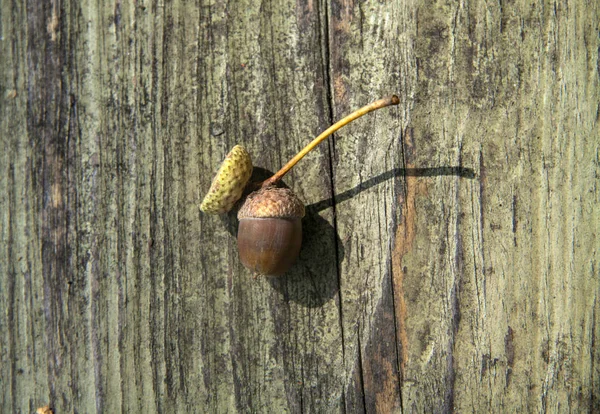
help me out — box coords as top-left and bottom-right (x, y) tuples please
(260, 95), (400, 189)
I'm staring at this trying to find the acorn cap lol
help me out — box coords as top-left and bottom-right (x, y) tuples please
(238, 187), (305, 220)
(200, 145), (253, 214)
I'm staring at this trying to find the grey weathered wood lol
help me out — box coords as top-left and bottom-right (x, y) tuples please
(1, 0), (598, 412)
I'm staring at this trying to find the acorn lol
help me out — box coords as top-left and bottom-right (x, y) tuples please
(237, 187), (305, 275)
(201, 95), (400, 276)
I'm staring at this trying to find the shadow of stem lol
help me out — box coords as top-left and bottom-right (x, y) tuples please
(306, 166), (475, 214)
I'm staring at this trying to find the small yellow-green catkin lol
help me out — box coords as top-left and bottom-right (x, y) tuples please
(200, 145), (253, 214)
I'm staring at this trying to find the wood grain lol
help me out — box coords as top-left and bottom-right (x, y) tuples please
(1, 0), (598, 412)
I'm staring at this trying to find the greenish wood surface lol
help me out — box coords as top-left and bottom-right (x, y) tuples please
(1, 0), (599, 412)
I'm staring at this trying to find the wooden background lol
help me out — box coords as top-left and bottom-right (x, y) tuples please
(1, 0), (599, 412)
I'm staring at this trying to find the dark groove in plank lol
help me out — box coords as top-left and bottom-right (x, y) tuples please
(319, 0), (346, 370)
(356, 328), (367, 413)
(390, 127), (406, 414)
(591, 293), (598, 412)
(7, 162), (17, 414)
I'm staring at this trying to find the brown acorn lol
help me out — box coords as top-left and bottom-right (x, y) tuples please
(237, 187), (305, 275)
(200, 95), (399, 276)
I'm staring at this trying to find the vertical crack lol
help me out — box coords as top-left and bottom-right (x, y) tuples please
(389, 127), (407, 413)
(356, 327), (367, 412)
(318, 0), (346, 368)
(591, 295), (597, 410)
(7, 162), (17, 414)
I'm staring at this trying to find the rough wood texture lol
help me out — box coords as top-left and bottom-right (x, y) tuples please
(1, 0), (598, 412)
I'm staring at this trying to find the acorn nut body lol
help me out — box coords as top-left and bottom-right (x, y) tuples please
(237, 187), (305, 276)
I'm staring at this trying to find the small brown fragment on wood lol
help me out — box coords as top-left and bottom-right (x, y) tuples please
(36, 405), (53, 414)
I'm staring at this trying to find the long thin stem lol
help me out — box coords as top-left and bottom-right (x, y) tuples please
(260, 95), (400, 188)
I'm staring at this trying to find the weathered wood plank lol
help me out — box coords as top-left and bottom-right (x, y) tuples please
(396, 0), (600, 412)
(325, 0), (411, 411)
(1, 0), (598, 413)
